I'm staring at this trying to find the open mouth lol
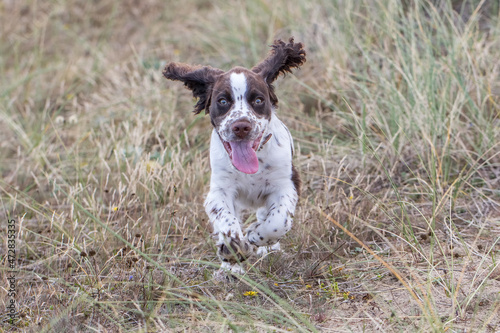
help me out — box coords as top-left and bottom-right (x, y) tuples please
(220, 132), (263, 174)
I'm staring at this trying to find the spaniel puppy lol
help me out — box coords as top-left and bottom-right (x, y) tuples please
(163, 38), (305, 274)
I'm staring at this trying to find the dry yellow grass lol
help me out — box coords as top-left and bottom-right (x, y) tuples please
(1, 0), (499, 332)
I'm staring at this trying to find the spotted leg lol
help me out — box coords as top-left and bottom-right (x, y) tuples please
(245, 188), (298, 248)
(252, 207), (279, 256)
(205, 188), (256, 273)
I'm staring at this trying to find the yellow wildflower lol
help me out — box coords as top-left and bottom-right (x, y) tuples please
(243, 291), (258, 297)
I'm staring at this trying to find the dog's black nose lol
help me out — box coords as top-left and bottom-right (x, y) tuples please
(232, 120), (252, 139)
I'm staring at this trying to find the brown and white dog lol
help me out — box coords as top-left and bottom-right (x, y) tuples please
(163, 38), (305, 273)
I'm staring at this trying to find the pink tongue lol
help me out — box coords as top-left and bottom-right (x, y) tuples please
(229, 141), (259, 174)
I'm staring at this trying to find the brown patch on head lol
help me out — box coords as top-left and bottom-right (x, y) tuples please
(209, 72), (233, 121)
(238, 69), (273, 119)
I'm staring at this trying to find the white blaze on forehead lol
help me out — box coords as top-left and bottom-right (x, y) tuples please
(230, 72), (248, 102)
(218, 71), (253, 136)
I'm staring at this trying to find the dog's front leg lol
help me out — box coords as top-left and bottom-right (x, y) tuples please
(205, 189), (256, 273)
(246, 187), (298, 247)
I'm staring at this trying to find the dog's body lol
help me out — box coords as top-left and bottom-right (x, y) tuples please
(163, 39), (305, 273)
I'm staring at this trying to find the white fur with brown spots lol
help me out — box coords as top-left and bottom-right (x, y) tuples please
(163, 38), (305, 274)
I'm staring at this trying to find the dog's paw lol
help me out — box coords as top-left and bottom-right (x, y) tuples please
(222, 262), (246, 274)
(217, 232), (256, 264)
(256, 242), (281, 257)
(245, 222), (262, 245)
(213, 262), (246, 281)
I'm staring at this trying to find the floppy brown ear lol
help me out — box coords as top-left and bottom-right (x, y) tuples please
(163, 63), (224, 114)
(251, 38), (306, 105)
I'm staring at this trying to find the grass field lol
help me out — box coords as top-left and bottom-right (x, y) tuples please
(1, 0), (499, 332)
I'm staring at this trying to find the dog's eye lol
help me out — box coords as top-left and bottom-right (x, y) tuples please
(218, 98), (229, 106)
(254, 98), (264, 105)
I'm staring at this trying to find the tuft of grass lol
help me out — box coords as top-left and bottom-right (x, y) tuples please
(1, 0), (499, 331)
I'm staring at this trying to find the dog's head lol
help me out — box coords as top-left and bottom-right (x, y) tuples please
(163, 38), (306, 174)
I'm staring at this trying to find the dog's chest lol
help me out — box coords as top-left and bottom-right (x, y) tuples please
(209, 114), (294, 208)
(231, 168), (287, 208)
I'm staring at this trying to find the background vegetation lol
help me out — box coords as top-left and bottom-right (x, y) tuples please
(1, 0), (499, 331)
